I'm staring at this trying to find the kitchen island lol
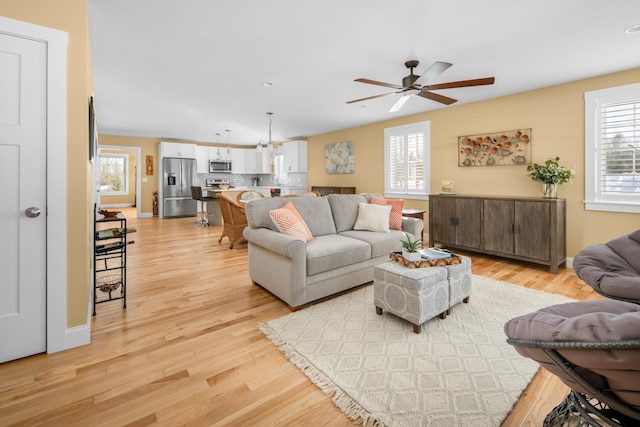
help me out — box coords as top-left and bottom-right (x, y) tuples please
(202, 188), (244, 226)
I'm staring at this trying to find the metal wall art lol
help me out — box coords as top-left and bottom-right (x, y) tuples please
(458, 128), (532, 167)
(325, 141), (354, 174)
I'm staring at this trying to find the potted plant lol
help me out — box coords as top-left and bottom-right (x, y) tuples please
(526, 156), (575, 198)
(400, 233), (423, 262)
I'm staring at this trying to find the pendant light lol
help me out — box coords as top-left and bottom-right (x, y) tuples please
(266, 112), (274, 152)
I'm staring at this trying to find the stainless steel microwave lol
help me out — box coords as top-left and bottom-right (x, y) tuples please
(209, 160), (232, 173)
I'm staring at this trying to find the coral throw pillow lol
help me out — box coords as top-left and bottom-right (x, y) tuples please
(353, 202), (392, 233)
(371, 196), (404, 230)
(269, 202), (313, 242)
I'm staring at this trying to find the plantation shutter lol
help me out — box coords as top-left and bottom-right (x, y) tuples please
(388, 133), (405, 191)
(585, 83), (640, 213)
(384, 121), (430, 197)
(407, 131), (424, 190)
(598, 99), (640, 197)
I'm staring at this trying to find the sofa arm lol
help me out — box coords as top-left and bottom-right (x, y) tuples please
(243, 227), (307, 258)
(243, 227), (309, 308)
(401, 217), (424, 241)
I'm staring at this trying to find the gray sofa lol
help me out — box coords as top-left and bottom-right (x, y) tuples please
(243, 194), (424, 310)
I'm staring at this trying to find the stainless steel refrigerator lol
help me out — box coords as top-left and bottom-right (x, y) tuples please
(162, 157), (197, 217)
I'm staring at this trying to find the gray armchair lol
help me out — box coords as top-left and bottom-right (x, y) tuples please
(505, 300), (640, 426)
(573, 229), (640, 304)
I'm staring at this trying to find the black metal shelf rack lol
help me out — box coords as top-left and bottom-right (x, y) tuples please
(93, 208), (127, 315)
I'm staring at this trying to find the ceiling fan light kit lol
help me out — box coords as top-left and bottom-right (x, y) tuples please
(347, 59), (495, 112)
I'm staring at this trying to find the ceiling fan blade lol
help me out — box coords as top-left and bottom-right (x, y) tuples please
(346, 91), (400, 104)
(413, 61), (453, 86)
(424, 77), (495, 90)
(417, 91), (457, 105)
(389, 94), (413, 112)
(355, 78), (404, 90)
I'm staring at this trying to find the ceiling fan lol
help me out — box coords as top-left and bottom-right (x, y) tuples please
(346, 60), (495, 112)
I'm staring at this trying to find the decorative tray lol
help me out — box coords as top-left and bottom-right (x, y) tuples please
(389, 250), (461, 269)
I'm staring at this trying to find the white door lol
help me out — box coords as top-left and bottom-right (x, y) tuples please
(0, 31), (47, 363)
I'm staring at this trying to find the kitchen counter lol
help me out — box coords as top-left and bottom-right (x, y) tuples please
(203, 186), (310, 198)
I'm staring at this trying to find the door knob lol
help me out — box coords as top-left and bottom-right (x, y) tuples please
(25, 207), (41, 218)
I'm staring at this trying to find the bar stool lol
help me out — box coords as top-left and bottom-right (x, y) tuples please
(191, 186), (216, 226)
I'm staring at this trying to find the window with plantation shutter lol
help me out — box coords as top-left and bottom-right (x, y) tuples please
(384, 121), (430, 199)
(585, 83), (640, 213)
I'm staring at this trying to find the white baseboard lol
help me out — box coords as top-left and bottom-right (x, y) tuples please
(139, 212), (154, 218)
(566, 256), (574, 269)
(62, 323), (91, 351)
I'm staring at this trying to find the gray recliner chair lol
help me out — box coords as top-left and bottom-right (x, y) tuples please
(504, 300), (640, 426)
(573, 229), (640, 304)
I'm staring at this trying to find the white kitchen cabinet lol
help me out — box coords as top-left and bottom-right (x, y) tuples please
(159, 141), (197, 158)
(256, 150), (271, 174)
(196, 146), (210, 173)
(244, 149), (270, 174)
(210, 146), (231, 161)
(245, 149), (257, 174)
(231, 148), (246, 173)
(282, 140), (307, 172)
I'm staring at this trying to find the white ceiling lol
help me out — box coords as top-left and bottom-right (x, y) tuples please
(87, 0), (640, 146)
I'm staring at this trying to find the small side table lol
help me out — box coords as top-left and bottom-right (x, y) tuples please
(402, 208), (426, 241)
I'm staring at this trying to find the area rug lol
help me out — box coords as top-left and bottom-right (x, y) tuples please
(259, 275), (574, 427)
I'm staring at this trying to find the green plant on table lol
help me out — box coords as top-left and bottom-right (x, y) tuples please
(400, 233), (423, 253)
(526, 157), (576, 184)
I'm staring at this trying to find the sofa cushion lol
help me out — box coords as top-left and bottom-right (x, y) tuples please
(288, 197), (337, 236)
(327, 194), (368, 232)
(246, 196), (337, 236)
(340, 229), (407, 258)
(269, 202), (313, 242)
(306, 234), (371, 275)
(353, 202), (391, 233)
(370, 196), (404, 230)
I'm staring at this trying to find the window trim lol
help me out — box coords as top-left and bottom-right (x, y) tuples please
(384, 120), (430, 200)
(99, 152), (129, 196)
(585, 83), (640, 214)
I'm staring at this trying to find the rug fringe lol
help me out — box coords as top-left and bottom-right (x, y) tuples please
(258, 322), (383, 427)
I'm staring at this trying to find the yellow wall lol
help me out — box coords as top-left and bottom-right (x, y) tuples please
(308, 68), (640, 257)
(98, 148), (137, 206)
(98, 136), (162, 213)
(1, 0), (93, 327)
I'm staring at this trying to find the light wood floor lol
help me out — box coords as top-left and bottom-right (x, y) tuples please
(0, 209), (603, 426)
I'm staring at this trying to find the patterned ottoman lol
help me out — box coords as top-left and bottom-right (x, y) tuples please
(441, 255), (472, 314)
(373, 261), (449, 333)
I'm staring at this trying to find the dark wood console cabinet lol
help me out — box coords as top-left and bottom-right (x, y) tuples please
(429, 194), (566, 273)
(311, 186), (356, 196)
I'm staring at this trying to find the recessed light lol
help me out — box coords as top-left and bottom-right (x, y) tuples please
(261, 81), (275, 87)
(625, 24), (640, 34)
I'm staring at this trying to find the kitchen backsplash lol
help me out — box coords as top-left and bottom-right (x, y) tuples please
(196, 172), (307, 188)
